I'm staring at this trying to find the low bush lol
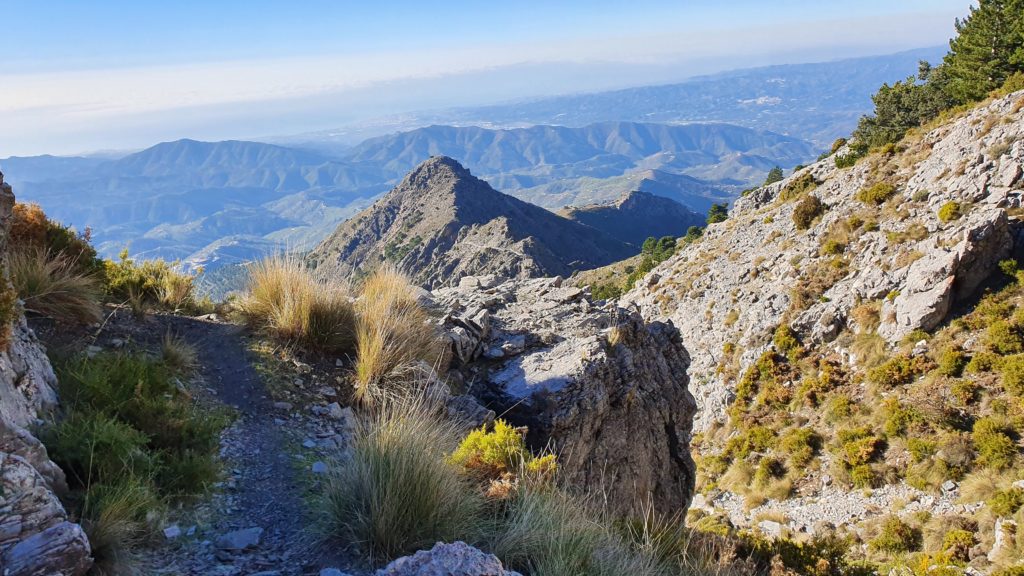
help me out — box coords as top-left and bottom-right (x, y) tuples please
(984, 320), (1024, 355)
(972, 417), (1017, 470)
(940, 528), (974, 561)
(856, 183), (898, 206)
(8, 248), (103, 324)
(820, 239), (846, 256)
(780, 173), (820, 201)
(323, 398), (484, 562)
(988, 488), (1024, 517)
(449, 419), (556, 483)
(105, 250), (204, 313)
(773, 324), (801, 355)
(937, 202), (962, 222)
(161, 331), (198, 375)
(80, 477), (161, 576)
(867, 354), (931, 388)
(869, 516), (921, 554)
(793, 195), (824, 230)
(936, 348), (967, 377)
(1000, 354), (1024, 395)
(11, 202), (103, 276)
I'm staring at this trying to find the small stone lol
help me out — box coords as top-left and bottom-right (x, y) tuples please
(335, 358), (344, 367)
(484, 346), (505, 359)
(758, 520), (784, 539)
(110, 338), (126, 348)
(320, 570), (351, 576)
(272, 401), (293, 411)
(941, 480), (958, 493)
(327, 402), (345, 420)
(186, 525), (197, 536)
(163, 524), (182, 539)
(273, 418), (286, 425)
(320, 387), (338, 398)
(311, 461), (328, 474)
(215, 527), (263, 551)
(302, 439), (317, 449)
(86, 345), (103, 358)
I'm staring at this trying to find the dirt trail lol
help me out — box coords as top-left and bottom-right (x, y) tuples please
(113, 315), (336, 575)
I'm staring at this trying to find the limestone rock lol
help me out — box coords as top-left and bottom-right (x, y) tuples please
(375, 541), (522, 576)
(436, 276), (697, 514)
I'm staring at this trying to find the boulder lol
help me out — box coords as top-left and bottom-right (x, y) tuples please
(376, 541), (522, 576)
(435, 276), (697, 515)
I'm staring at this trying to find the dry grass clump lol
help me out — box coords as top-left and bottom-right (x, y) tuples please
(161, 331), (198, 375)
(353, 267), (444, 403)
(323, 397), (483, 562)
(8, 248), (103, 324)
(239, 255), (356, 354)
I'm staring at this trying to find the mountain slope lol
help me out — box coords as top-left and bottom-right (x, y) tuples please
(559, 191), (705, 246)
(308, 157), (634, 287)
(616, 91), (1024, 558)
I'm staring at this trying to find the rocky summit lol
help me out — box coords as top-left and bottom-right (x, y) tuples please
(307, 156), (634, 288)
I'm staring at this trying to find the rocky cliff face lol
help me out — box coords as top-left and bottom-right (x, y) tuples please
(308, 157), (635, 288)
(0, 171), (93, 575)
(433, 274), (696, 514)
(559, 190), (706, 247)
(623, 91), (1024, 432)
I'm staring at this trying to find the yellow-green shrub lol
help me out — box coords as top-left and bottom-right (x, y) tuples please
(1000, 354), (1024, 395)
(972, 417), (1017, 470)
(985, 320), (1024, 355)
(856, 183), (898, 206)
(449, 419), (556, 482)
(869, 516), (921, 553)
(988, 488), (1024, 516)
(937, 202), (962, 222)
(867, 354), (931, 388)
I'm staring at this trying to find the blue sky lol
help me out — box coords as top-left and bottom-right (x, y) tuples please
(0, 1), (972, 156)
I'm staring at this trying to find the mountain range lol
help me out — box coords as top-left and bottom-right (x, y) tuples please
(2, 122), (812, 272)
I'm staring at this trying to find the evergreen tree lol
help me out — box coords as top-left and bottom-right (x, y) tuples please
(764, 166), (784, 186)
(944, 0), (1024, 102)
(853, 63), (956, 147)
(706, 204), (729, 225)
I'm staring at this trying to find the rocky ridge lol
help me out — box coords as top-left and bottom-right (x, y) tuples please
(432, 274), (697, 514)
(308, 156), (634, 288)
(558, 190), (707, 247)
(0, 171), (93, 574)
(623, 91), (1024, 432)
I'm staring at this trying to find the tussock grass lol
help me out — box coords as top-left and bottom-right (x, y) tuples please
(323, 397), (483, 562)
(161, 331), (198, 375)
(8, 248), (103, 324)
(240, 255), (356, 353)
(353, 267), (444, 403)
(80, 478), (160, 576)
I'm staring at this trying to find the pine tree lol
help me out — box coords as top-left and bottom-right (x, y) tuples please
(706, 204), (728, 225)
(764, 166), (784, 186)
(944, 0), (1024, 103)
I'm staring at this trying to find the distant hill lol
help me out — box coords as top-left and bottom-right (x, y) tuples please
(559, 191), (706, 247)
(286, 47), (946, 150)
(308, 157), (635, 288)
(3, 121), (808, 271)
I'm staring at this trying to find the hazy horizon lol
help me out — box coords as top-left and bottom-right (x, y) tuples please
(1, 0), (971, 157)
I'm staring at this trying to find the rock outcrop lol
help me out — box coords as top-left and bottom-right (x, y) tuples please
(621, 91), (1024, 432)
(434, 275), (696, 514)
(376, 541), (522, 576)
(308, 157), (635, 288)
(558, 190), (706, 247)
(0, 171), (93, 575)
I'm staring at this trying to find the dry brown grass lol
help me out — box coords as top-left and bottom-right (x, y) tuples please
(240, 255), (356, 354)
(8, 248), (103, 324)
(353, 267), (445, 403)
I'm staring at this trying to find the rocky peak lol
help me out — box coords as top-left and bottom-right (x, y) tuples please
(309, 157), (634, 288)
(560, 190), (706, 246)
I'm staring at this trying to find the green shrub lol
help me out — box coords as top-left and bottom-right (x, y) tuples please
(773, 324), (801, 354)
(936, 348), (967, 377)
(780, 173), (820, 201)
(781, 428), (820, 469)
(867, 354), (931, 388)
(850, 464), (879, 489)
(825, 394), (855, 422)
(984, 320), (1024, 355)
(42, 410), (156, 489)
(820, 239), (846, 256)
(55, 352), (223, 494)
(834, 150), (866, 168)
(988, 488), (1024, 517)
(869, 516), (921, 553)
(950, 379), (979, 405)
(1000, 354), (1024, 395)
(940, 528), (974, 561)
(835, 427), (883, 468)
(324, 399), (484, 561)
(450, 419), (556, 481)
(907, 438), (937, 462)
(792, 195), (824, 230)
(724, 425), (777, 460)
(80, 477), (162, 576)
(882, 398), (920, 437)
(856, 183), (898, 206)
(831, 138), (848, 154)
(104, 250), (202, 313)
(937, 201), (962, 222)
(972, 417), (1017, 470)
(966, 351), (1001, 374)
